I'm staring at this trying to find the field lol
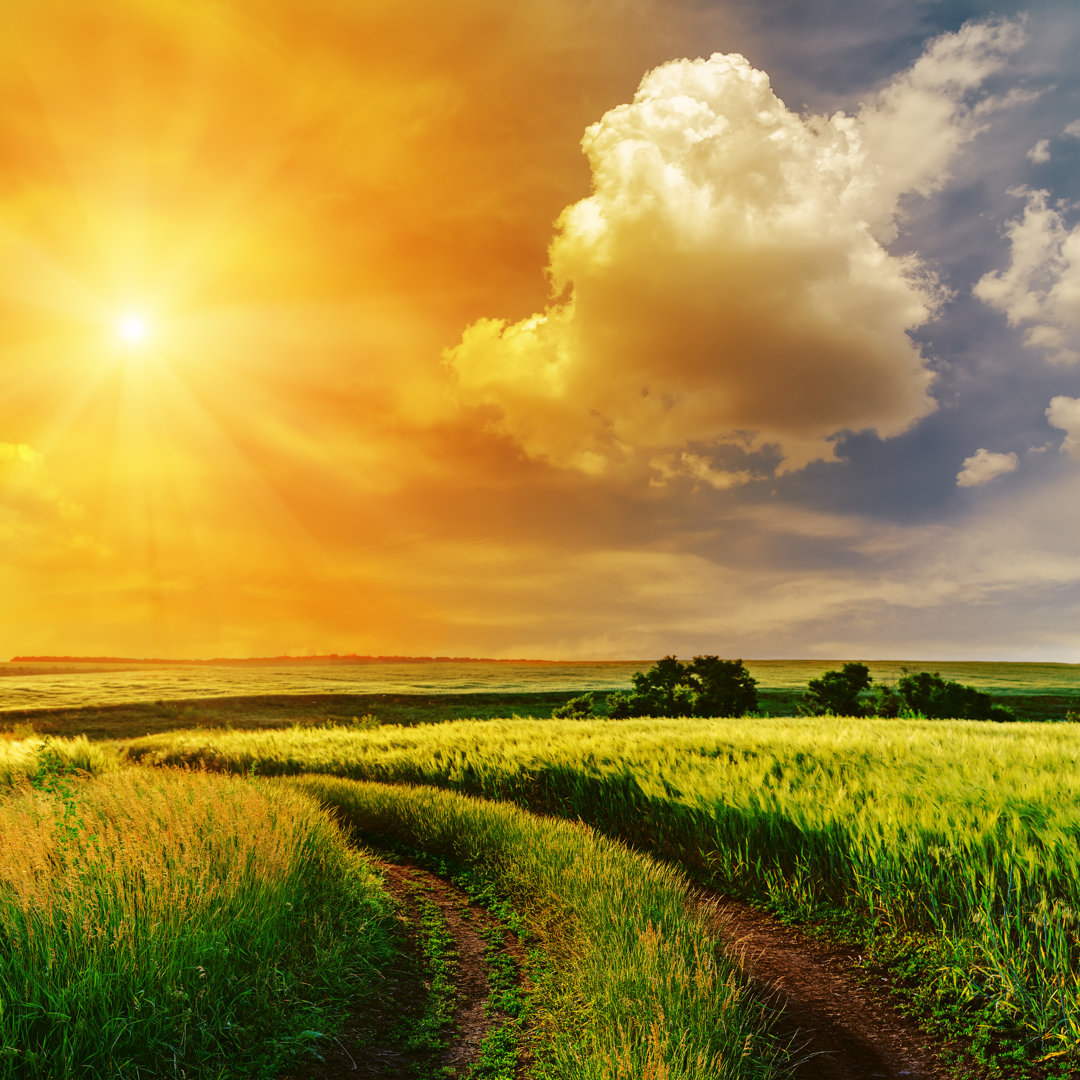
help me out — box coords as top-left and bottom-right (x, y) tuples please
(3, 662), (1080, 1078)
(119, 717), (1080, 1066)
(4, 657), (1080, 734)
(4, 657), (1079, 715)
(0, 738), (783, 1080)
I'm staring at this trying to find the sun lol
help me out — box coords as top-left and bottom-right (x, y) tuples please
(116, 313), (151, 346)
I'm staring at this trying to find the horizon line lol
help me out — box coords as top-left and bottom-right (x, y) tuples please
(6, 654), (1079, 667)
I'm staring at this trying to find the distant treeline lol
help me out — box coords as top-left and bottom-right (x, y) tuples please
(555, 656), (1069, 722)
(9, 654), (577, 666)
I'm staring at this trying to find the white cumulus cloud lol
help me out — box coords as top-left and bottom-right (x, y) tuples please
(1047, 395), (1080, 456)
(446, 19), (1026, 479)
(956, 447), (1018, 487)
(975, 189), (1080, 364)
(1027, 138), (1051, 164)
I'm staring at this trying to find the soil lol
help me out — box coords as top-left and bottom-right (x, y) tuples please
(280, 858), (524, 1080)
(698, 890), (952, 1079)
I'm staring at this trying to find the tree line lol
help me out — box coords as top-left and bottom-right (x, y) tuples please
(553, 656), (1017, 721)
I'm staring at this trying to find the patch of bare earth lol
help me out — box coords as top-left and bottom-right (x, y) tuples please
(697, 890), (952, 1079)
(280, 858), (524, 1080)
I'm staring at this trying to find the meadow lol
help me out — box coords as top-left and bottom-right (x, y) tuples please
(4, 657), (1078, 713)
(5, 662), (1080, 1077)
(0, 738), (782, 1079)
(122, 715), (1080, 1074)
(0, 763), (396, 1078)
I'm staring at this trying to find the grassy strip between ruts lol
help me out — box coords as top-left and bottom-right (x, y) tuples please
(294, 776), (785, 1080)
(0, 768), (396, 1080)
(462, 870), (531, 1079)
(407, 887), (460, 1057)
(122, 716), (1080, 1075)
(371, 854), (531, 1079)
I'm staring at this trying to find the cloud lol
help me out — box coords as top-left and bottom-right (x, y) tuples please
(0, 442), (94, 562)
(956, 447), (1018, 487)
(974, 188), (1080, 363)
(0, 443), (79, 521)
(1027, 138), (1051, 163)
(446, 20), (1025, 479)
(1065, 120), (1080, 139)
(1047, 395), (1080, 455)
(649, 451), (755, 491)
(855, 16), (1030, 225)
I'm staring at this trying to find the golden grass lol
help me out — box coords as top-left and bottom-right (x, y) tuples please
(0, 767), (395, 1079)
(0, 734), (110, 788)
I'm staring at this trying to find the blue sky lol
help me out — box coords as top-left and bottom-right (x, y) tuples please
(575, 0), (1080, 660)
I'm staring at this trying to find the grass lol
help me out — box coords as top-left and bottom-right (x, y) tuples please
(386, 852), (533, 1080)
(471, 915), (525, 1080)
(297, 775), (783, 1080)
(5, 682), (1075, 744)
(122, 715), (1080, 1074)
(0, 766), (396, 1079)
(0, 692), (585, 741)
(0, 733), (785, 1078)
(9, 688), (1080, 1076)
(0, 733), (111, 787)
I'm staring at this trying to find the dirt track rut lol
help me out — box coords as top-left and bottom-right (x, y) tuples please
(280, 859), (523, 1079)
(700, 891), (950, 1079)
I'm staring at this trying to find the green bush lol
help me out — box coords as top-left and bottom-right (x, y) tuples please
(796, 666), (1018, 722)
(607, 655), (758, 718)
(551, 693), (595, 719)
(897, 670), (1015, 721)
(798, 662), (871, 716)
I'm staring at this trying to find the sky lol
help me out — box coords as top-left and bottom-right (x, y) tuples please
(2, 0), (1080, 661)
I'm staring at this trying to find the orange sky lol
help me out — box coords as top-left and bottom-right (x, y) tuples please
(0, 0), (725, 657)
(3, 1), (1078, 661)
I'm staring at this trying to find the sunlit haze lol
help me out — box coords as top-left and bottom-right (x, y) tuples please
(2, 1), (1079, 661)
(117, 314), (149, 345)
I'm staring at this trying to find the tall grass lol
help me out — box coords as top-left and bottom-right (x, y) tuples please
(0, 734), (110, 787)
(298, 775), (782, 1080)
(123, 715), (1080, 1059)
(0, 768), (395, 1079)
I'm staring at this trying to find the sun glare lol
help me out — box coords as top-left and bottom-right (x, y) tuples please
(117, 313), (150, 346)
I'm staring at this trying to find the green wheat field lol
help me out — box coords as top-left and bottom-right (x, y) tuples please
(2, 659), (1080, 1078)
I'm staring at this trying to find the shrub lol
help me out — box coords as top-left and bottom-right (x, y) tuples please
(607, 656), (758, 718)
(868, 682), (901, 717)
(799, 662), (872, 716)
(552, 693), (595, 719)
(896, 670), (1014, 721)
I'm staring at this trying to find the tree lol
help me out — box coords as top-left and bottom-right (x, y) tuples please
(799, 662), (872, 716)
(686, 655), (759, 717)
(607, 655), (758, 718)
(867, 682), (901, 718)
(896, 670), (1015, 721)
(630, 655), (695, 717)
